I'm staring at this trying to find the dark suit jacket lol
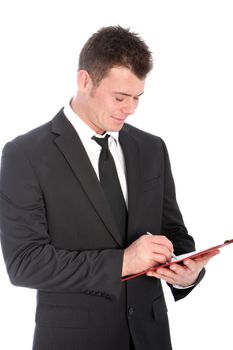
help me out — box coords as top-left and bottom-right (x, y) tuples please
(0, 109), (204, 350)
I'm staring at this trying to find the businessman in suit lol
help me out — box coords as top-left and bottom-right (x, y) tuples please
(0, 26), (219, 350)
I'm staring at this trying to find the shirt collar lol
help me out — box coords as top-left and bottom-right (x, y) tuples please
(63, 102), (119, 145)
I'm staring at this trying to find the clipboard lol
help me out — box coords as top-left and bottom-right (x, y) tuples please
(121, 239), (233, 282)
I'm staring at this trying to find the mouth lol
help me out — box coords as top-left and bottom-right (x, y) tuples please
(111, 116), (126, 123)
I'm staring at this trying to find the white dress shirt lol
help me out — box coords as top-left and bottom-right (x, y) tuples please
(63, 103), (128, 206)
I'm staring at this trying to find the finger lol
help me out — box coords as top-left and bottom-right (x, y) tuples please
(148, 234), (174, 252)
(146, 269), (177, 284)
(157, 267), (178, 278)
(169, 263), (188, 275)
(181, 258), (205, 275)
(151, 253), (169, 264)
(184, 249), (220, 269)
(151, 244), (173, 262)
(182, 258), (197, 271)
(156, 265), (195, 286)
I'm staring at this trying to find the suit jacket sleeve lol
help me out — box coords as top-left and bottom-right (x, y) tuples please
(160, 138), (205, 300)
(0, 141), (123, 300)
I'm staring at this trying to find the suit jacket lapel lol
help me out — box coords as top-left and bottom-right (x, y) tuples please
(51, 110), (124, 247)
(119, 126), (141, 237)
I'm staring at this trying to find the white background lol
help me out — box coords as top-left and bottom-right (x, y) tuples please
(0, 1), (232, 349)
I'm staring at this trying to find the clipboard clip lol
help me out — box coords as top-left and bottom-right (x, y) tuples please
(224, 239), (233, 244)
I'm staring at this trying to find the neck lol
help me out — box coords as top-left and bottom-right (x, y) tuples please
(70, 96), (104, 135)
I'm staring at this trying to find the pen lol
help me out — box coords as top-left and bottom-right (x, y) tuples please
(146, 232), (178, 261)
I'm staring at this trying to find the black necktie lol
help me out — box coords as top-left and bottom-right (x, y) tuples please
(92, 134), (127, 241)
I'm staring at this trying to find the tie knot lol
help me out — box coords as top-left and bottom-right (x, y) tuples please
(92, 134), (110, 150)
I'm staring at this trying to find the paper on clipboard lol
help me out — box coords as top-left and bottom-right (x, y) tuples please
(121, 239), (233, 282)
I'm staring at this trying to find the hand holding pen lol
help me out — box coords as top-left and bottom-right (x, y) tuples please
(147, 232), (178, 261)
(122, 231), (175, 277)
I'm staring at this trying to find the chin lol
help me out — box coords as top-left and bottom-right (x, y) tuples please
(108, 125), (124, 132)
(109, 122), (125, 132)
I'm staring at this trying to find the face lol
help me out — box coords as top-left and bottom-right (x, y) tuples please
(76, 67), (145, 134)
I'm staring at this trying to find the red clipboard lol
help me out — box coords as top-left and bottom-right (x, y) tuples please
(121, 239), (233, 282)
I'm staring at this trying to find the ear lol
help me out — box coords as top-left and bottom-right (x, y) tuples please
(77, 70), (92, 92)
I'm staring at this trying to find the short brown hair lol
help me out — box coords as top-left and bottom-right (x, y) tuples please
(78, 26), (153, 85)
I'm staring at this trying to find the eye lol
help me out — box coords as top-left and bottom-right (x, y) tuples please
(115, 97), (124, 102)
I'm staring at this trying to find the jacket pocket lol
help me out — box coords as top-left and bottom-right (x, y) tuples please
(152, 294), (168, 321)
(35, 303), (89, 329)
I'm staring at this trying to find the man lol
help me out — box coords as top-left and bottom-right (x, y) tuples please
(0, 26), (218, 350)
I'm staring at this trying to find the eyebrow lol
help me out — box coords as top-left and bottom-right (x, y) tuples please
(113, 91), (144, 98)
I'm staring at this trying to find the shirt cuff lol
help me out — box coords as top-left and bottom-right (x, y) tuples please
(172, 283), (195, 289)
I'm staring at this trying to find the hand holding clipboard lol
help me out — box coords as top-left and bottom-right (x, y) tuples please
(122, 239), (233, 282)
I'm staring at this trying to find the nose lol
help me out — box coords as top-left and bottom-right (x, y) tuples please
(121, 99), (138, 115)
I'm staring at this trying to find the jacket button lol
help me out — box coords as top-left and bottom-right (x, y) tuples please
(128, 307), (134, 316)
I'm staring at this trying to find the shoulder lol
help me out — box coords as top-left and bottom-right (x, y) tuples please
(121, 123), (167, 150)
(2, 109), (65, 156)
(120, 124), (172, 176)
